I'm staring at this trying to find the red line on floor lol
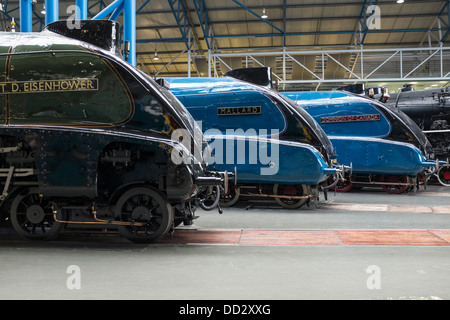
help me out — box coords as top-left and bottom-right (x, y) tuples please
(160, 229), (450, 246)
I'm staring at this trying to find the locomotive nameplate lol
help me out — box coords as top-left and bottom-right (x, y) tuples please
(0, 78), (99, 94)
(320, 114), (380, 123)
(217, 106), (261, 116)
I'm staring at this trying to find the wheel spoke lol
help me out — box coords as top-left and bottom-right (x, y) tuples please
(144, 195), (151, 207)
(125, 198), (137, 210)
(273, 184), (308, 209)
(114, 187), (173, 243)
(148, 204), (160, 214)
(10, 189), (64, 240)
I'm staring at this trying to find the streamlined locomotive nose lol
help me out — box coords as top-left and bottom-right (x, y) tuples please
(281, 90), (437, 194)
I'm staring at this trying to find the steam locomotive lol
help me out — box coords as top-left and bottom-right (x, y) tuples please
(167, 68), (344, 209)
(0, 20), (228, 243)
(385, 86), (450, 186)
(281, 90), (438, 194)
(340, 83), (450, 187)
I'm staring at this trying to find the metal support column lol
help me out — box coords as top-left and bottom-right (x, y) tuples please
(19, 0), (32, 32)
(188, 28), (191, 77)
(93, 0), (123, 20)
(92, 0), (136, 66)
(123, 0), (136, 66)
(76, 0), (88, 20)
(45, 0), (59, 25)
(441, 0), (450, 43)
(17, 0), (137, 67)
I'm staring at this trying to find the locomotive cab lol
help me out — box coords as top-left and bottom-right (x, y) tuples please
(0, 20), (226, 242)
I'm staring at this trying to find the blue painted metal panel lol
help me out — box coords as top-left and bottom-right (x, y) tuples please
(177, 91), (287, 136)
(331, 137), (429, 175)
(285, 91), (391, 138)
(205, 137), (333, 184)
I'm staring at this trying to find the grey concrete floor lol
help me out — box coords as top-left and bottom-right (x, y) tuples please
(1, 185), (450, 300)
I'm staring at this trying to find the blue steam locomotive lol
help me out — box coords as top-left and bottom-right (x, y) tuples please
(281, 90), (438, 193)
(167, 68), (344, 208)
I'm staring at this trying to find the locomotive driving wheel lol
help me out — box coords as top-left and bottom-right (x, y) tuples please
(437, 166), (450, 187)
(380, 175), (408, 194)
(114, 187), (174, 243)
(10, 188), (64, 240)
(273, 184), (309, 209)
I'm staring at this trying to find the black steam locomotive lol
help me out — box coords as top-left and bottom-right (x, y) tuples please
(385, 86), (450, 186)
(0, 20), (228, 243)
(386, 86), (450, 157)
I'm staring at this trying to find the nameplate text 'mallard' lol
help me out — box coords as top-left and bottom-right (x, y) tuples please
(217, 106), (261, 116)
(0, 78), (99, 94)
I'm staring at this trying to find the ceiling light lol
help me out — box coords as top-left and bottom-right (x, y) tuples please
(261, 8), (268, 19)
(153, 49), (159, 61)
(397, 0), (404, 3)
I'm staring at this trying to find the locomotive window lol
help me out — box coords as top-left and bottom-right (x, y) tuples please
(129, 92), (172, 134)
(5, 52), (133, 126)
(389, 118), (416, 144)
(276, 94), (334, 157)
(377, 106), (422, 150)
(104, 60), (177, 135)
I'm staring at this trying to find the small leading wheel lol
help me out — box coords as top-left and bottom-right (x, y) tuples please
(219, 185), (240, 207)
(273, 184), (309, 209)
(437, 167), (450, 187)
(328, 176), (353, 193)
(10, 188), (64, 240)
(114, 187), (174, 243)
(380, 175), (408, 194)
